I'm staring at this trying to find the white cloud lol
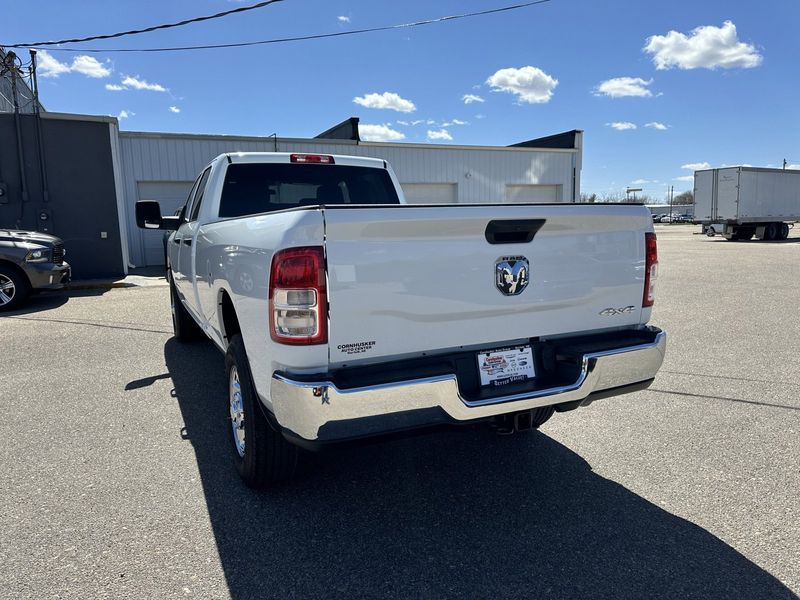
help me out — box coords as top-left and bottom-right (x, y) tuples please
(788, 164), (800, 170)
(644, 21), (763, 70)
(426, 119), (435, 125)
(674, 175), (694, 181)
(117, 110), (134, 120)
(353, 91), (416, 113)
(681, 162), (711, 170)
(474, 113), (486, 119)
(594, 77), (653, 98)
(37, 50), (111, 78)
(337, 15), (350, 23)
(410, 119), (425, 126)
(486, 66), (558, 104)
(427, 129), (453, 142)
(396, 120), (409, 126)
(359, 124), (405, 142)
(645, 121), (669, 130)
(37, 51), (72, 77)
(442, 119), (468, 127)
(105, 83), (125, 91)
(631, 179), (651, 184)
(169, 106), (181, 113)
(120, 75), (167, 92)
(462, 93), (485, 104)
(607, 121), (637, 130)
(70, 55), (111, 78)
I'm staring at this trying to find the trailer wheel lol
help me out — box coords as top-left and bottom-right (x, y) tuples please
(779, 223), (790, 240)
(764, 222), (779, 241)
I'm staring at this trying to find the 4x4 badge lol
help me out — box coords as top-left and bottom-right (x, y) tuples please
(495, 256), (529, 296)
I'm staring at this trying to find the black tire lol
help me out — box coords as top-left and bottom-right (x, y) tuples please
(779, 223), (790, 240)
(764, 222), (778, 241)
(225, 334), (300, 488)
(0, 265), (30, 312)
(169, 271), (203, 342)
(531, 405), (555, 428)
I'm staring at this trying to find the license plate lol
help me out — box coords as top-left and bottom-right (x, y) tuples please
(477, 345), (536, 388)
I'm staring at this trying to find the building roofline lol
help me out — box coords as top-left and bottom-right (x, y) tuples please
(41, 111), (117, 124)
(119, 129), (578, 153)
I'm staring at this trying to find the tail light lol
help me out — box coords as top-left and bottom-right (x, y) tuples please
(290, 154), (335, 164)
(269, 247), (327, 345)
(643, 232), (658, 307)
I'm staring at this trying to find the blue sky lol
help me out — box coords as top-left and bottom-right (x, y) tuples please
(4, 0), (799, 200)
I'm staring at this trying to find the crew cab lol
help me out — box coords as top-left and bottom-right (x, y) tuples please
(0, 229), (70, 311)
(136, 152), (666, 488)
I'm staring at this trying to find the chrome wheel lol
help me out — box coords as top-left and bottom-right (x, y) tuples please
(229, 366), (246, 457)
(0, 274), (15, 306)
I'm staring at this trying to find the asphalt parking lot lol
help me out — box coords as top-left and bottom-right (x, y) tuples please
(1, 224), (798, 599)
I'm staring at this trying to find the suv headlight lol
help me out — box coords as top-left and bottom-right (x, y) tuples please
(25, 248), (50, 263)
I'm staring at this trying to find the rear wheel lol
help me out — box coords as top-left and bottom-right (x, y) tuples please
(764, 222), (779, 241)
(779, 223), (790, 240)
(0, 266), (30, 312)
(169, 271), (203, 341)
(225, 334), (300, 488)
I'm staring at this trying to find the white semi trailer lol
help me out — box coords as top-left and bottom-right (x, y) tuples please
(694, 167), (800, 240)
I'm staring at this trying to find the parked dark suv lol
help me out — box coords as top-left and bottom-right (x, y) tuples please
(0, 229), (71, 311)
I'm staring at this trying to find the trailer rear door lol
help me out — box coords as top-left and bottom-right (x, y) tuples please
(715, 168), (740, 220)
(694, 171), (714, 220)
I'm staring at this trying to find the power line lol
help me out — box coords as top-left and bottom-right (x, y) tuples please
(5, 0), (552, 53)
(3, 0), (287, 47)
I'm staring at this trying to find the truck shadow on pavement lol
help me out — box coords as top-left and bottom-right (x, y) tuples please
(164, 339), (797, 600)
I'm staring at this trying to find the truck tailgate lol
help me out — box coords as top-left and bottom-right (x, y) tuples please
(323, 204), (651, 365)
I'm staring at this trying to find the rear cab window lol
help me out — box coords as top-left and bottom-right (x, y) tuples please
(218, 163), (400, 219)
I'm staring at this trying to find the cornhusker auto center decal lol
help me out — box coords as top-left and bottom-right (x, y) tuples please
(337, 341), (376, 355)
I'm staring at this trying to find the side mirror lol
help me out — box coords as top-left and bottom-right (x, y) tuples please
(136, 201), (179, 230)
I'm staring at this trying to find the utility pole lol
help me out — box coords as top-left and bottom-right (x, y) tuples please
(4, 51), (29, 228)
(783, 159), (787, 170)
(669, 185), (674, 218)
(30, 49), (50, 205)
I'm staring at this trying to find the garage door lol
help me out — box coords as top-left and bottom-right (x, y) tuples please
(137, 181), (194, 266)
(400, 183), (458, 204)
(505, 184), (562, 203)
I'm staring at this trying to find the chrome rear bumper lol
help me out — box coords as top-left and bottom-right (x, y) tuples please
(270, 328), (666, 443)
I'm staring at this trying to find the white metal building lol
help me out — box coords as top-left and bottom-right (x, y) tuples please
(116, 119), (583, 267)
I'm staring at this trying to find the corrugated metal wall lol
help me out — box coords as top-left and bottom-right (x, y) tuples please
(118, 132), (580, 267)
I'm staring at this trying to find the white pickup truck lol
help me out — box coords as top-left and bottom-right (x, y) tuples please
(136, 152), (666, 488)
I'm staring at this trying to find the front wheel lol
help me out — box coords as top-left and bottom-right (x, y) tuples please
(225, 334), (300, 488)
(0, 266), (30, 312)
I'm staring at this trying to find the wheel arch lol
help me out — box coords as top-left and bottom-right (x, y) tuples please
(0, 259), (32, 288)
(218, 288), (241, 349)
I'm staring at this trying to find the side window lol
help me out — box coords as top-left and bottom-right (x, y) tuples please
(188, 168), (212, 222)
(181, 176), (202, 222)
